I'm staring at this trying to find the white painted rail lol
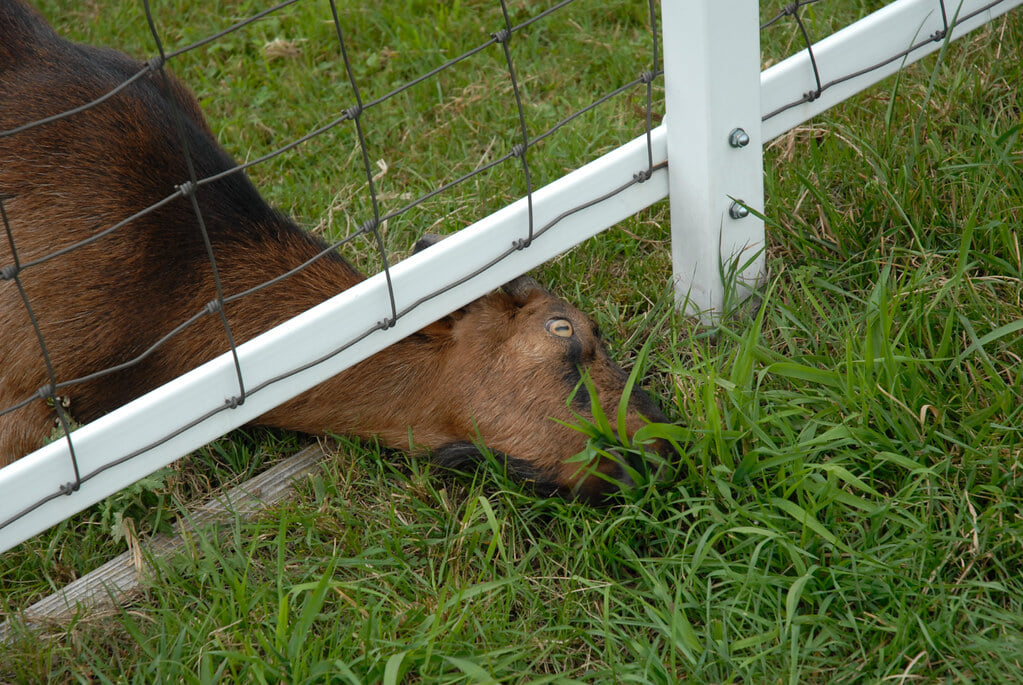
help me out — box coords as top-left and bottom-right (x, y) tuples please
(761, 0), (1022, 140)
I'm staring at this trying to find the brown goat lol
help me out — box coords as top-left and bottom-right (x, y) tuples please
(0, 1), (673, 502)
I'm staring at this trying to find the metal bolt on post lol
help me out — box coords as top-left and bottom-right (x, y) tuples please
(729, 128), (750, 148)
(729, 128), (750, 219)
(729, 201), (749, 219)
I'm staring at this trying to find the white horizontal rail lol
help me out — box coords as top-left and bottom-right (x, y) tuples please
(0, 125), (668, 553)
(762, 0), (1023, 140)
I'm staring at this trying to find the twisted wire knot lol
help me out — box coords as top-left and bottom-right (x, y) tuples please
(176, 180), (196, 198)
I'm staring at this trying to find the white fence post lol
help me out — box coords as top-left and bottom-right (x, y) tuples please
(661, 0), (766, 319)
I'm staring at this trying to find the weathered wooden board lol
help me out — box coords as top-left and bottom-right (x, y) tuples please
(0, 443), (326, 643)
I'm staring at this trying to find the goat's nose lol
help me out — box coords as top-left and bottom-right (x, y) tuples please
(612, 452), (637, 489)
(625, 438), (678, 485)
(567, 452), (635, 505)
(653, 437), (681, 482)
(571, 435), (679, 505)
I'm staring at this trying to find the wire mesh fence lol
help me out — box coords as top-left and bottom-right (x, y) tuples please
(0, 0), (666, 547)
(1, 0), (1019, 552)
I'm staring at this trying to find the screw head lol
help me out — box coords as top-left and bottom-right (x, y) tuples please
(729, 128), (750, 148)
(729, 201), (749, 219)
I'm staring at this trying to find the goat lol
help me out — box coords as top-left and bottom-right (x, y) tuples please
(0, 0), (674, 502)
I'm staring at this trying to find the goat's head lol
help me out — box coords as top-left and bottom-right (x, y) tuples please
(410, 236), (675, 504)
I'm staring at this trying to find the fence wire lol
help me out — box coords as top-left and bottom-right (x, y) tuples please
(760, 0), (1015, 121)
(1, 0), (1018, 535)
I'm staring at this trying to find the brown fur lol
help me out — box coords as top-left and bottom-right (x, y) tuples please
(0, 0), (672, 502)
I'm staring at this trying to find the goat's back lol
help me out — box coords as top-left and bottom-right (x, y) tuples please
(0, 0), (359, 450)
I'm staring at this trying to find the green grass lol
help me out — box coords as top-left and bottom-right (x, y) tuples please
(3, 0), (1023, 682)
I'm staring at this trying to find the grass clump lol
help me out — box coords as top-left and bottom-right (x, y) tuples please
(3, 1), (1023, 683)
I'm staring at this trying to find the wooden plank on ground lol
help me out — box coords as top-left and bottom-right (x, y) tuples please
(0, 443), (327, 643)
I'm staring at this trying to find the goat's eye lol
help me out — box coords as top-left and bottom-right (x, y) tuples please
(545, 318), (574, 338)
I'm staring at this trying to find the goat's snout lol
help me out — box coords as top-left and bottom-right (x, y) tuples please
(411, 272), (677, 502)
(564, 430), (680, 505)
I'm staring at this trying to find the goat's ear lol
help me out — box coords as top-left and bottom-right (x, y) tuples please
(412, 233), (444, 255)
(502, 274), (543, 304)
(413, 233), (542, 304)
(415, 305), (469, 339)
(416, 315), (456, 339)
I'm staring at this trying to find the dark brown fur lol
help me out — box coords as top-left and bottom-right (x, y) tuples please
(0, 0), (672, 501)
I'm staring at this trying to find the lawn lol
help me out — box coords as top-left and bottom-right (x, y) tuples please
(2, 0), (1022, 682)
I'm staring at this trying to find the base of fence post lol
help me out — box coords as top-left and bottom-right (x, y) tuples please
(661, 0), (766, 321)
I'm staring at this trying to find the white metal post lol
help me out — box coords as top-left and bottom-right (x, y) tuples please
(661, 0), (766, 319)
